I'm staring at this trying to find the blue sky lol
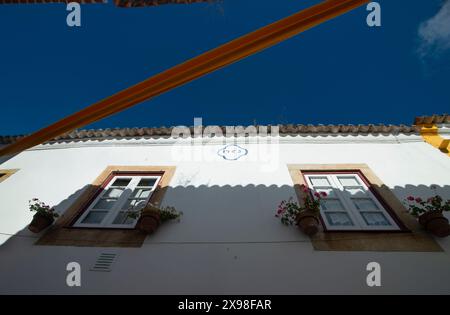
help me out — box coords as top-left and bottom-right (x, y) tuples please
(0, 0), (449, 135)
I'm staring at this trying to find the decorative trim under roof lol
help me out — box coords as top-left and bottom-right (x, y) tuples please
(414, 114), (449, 125)
(0, 124), (419, 145)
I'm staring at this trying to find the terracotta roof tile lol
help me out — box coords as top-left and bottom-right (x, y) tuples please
(414, 114), (449, 125)
(115, 0), (210, 8)
(0, 124), (420, 145)
(0, 0), (105, 4)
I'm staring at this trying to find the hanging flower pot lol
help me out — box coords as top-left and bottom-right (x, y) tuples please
(136, 206), (161, 234)
(27, 199), (59, 233)
(404, 195), (450, 238)
(418, 210), (450, 237)
(127, 204), (183, 235)
(28, 212), (55, 233)
(275, 185), (325, 237)
(296, 209), (320, 236)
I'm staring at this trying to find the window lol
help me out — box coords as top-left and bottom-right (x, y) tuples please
(36, 166), (176, 247)
(288, 164), (441, 251)
(304, 172), (399, 231)
(73, 174), (161, 228)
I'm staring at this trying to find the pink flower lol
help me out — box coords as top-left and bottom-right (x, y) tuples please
(407, 196), (415, 201)
(276, 205), (286, 217)
(320, 191), (327, 197)
(314, 192), (321, 198)
(415, 197), (422, 203)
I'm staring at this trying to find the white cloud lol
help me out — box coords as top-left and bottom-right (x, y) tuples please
(417, 0), (450, 58)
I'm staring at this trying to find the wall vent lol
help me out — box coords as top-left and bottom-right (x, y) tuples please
(90, 253), (117, 272)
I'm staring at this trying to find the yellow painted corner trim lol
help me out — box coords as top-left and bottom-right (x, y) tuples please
(0, 169), (19, 183)
(419, 124), (450, 157)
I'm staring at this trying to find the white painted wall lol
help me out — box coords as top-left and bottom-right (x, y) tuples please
(0, 134), (449, 294)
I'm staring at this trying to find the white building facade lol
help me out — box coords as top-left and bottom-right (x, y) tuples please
(0, 121), (449, 294)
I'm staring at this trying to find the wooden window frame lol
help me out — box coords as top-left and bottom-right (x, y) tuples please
(288, 164), (442, 252)
(36, 166), (176, 248)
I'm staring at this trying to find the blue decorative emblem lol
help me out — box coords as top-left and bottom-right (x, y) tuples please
(218, 145), (248, 161)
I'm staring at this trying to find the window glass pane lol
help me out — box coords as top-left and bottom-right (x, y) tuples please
(112, 211), (136, 225)
(361, 212), (391, 226)
(82, 211), (108, 224)
(121, 199), (147, 211)
(325, 212), (354, 226)
(111, 178), (131, 187)
(137, 178), (157, 187)
(315, 187), (336, 198)
(103, 188), (124, 199)
(321, 199), (345, 211)
(338, 176), (360, 187)
(309, 176), (331, 187)
(353, 198), (379, 211)
(130, 188), (151, 199)
(344, 187), (366, 197)
(93, 198), (117, 210)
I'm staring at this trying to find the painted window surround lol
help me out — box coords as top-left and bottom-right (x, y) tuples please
(303, 172), (400, 231)
(0, 169), (19, 183)
(36, 166), (176, 248)
(288, 164), (442, 252)
(73, 174), (162, 229)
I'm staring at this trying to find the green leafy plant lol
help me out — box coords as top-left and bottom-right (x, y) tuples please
(29, 198), (59, 219)
(275, 184), (326, 226)
(404, 195), (450, 217)
(127, 204), (183, 223)
(158, 206), (183, 222)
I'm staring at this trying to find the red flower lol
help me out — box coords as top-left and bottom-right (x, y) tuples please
(299, 184), (308, 193)
(314, 192), (321, 198)
(407, 196), (415, 201)
(320, 191), (327, 197)
(415, 197), (422, 203)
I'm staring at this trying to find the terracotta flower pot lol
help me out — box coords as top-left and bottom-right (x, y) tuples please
(28, 212), (54, 233)
(296, 210), (320, 236)
(136, 207), (161, 234)
(418, 210), (450, 237)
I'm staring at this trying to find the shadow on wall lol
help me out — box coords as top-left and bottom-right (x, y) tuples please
(0, 153), (13, 165)
(0, 182), (450, 294)
(0, 183), (96, 249)
(0, 182), (449, 250)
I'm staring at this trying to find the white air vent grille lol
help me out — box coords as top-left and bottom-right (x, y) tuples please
(90, 253), (117, 272)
